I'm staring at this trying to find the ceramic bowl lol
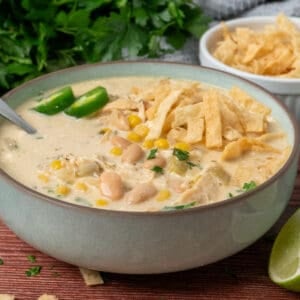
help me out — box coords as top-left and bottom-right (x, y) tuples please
(199, 16), (300, 121)
(0, 62), (299, 274)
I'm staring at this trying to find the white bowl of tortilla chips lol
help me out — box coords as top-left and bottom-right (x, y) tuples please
(199, 14), (300, 121)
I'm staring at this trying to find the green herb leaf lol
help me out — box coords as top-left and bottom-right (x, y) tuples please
(151, 165), (164, 174)
(147, 148), (158, 160)
(163, 202), (196, 211)
(228, 192), (234, 198)
(242, 181), (257, 192)
(0, 258), (4, 265)
(0, 1), (210, 94)
(25, 266), (42, 277)
(27, 255), (36, 263)
(173, 148), (189, 161)
(186, 161), (201, 169)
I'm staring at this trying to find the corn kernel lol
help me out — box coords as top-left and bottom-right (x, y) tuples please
(143, 139), (154, 149)
(154, 138), (169, 149)
(127, 131), (142, 143)
(110, 146), (123, 156)
(50, 159), (63, 170)
(38, 173), (49, 183)
(56, 185), (70, 196)
(75, 182), (88, 192)
(174, 142), (190, 151)
(128, 114), (142, 128)
(96, 199), (109, 206)
(134, 124), (149, 138)
(156, 190), (171, 202)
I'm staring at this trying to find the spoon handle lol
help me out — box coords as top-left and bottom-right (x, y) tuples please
(0, 98), (36, 134)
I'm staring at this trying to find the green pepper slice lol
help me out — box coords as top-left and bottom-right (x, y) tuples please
(65, 86), (109, 118)
(33, 86), (75, 115)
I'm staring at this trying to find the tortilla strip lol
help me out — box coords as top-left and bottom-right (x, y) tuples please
(173, 103), (205, 143)
(203, 90), (223, 148)
(38, 295), (59, 300)
(219, 97), (244, 141)
(229, 87), (271, 116)
(0, 295), (15, 300)
(103, 98), (139, 112)
(79, 268), (104, 286)
(147, 89), (182, 140)
(222, 137), (281, 160)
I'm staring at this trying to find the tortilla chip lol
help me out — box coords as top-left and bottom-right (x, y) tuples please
(203, 90), (223, 148)
(172, 103), (205, 143)
(222, 137), (281, 160)
(103, 98), (139, 112)
(79, 268), (104, 286)
(213, 14), (300, 78)
(219, 97), (244, 141)
(167, 127), (187, 144)
(147, 89), (182, 140)
(229, 87), (270, 116)
(0, 295), (15, 300)
(38, 295), (59, 300)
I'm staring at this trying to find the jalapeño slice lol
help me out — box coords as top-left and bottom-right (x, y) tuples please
(65, 86), (109, 118)
(33, 86), (75, 115)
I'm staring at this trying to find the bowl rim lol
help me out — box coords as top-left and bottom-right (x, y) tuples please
(1, 60), (299, 216)
(200, 15), (300, 84)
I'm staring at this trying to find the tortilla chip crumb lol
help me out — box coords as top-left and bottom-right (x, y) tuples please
(38, 295), (59, 300)
(79, 267), (104, 286)
(0, 295), (15, 300)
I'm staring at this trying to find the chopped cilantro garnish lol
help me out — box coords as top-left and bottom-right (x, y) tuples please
(242, 181), (257, 192)
(27, 255), (36, 263)
(186, 161), (201, 169)
(163, 202), (196, 211)
(173, 148), (189, 161)
(0, 258), (3, 265)
(151, 165), (164, 174)
(147, 148), (158, 160)
(228, 192), (234, 198)
(25, 266), (42, 277)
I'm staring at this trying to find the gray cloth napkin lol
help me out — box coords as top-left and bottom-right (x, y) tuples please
(196, 0), (266, 19)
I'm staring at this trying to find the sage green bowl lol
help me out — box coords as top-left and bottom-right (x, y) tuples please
(0, 62), (299, 274)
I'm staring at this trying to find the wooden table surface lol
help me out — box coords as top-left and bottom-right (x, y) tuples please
(0, 160), (299, 300)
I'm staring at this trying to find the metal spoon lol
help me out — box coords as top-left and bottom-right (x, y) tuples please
(0, 98), (36, 134)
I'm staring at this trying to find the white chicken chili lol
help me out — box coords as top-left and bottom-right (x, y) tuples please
(0, 77), (290, 211)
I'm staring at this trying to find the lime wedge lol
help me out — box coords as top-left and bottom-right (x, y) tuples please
(269, 209), (300, 292)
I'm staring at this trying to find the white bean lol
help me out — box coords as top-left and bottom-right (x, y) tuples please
(122, 144), (144, 164)
(127, 183), (157, 204)
(111, 135), (131, 149)
(100, 171), (124, 200)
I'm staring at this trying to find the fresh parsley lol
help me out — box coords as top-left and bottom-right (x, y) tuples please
(173, 148), (189, 161)
(163, 202), (196, 211)
(147, 148), (158, 160)
(0, 258), (3, 265)
(242, 181), (257, 192)
(186, 161), (201, 169)
(151, 165), (164, 174)
(27, 255), (36, 263)
(25, 266), (42, 277)
(0, 1), (210, 93)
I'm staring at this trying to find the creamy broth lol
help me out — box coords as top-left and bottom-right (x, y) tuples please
(0, 77), (290, 211)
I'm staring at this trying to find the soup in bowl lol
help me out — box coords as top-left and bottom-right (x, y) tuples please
(0, 62), (298, 274)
